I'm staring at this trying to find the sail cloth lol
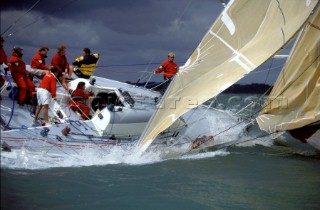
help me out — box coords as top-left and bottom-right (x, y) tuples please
(137, 0), (319, 152)
(257, 5), (320, 136)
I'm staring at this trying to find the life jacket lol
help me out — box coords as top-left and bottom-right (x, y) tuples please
(73, 53), (99, 76)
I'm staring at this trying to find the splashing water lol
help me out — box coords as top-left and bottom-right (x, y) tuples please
(1, 106), (269, 170)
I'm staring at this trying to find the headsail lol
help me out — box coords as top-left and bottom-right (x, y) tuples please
(137, 0), (319, 152)
(257, 5), (320, 138)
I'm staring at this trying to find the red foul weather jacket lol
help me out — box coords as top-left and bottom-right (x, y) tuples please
(0, 48), (8, 64)
(51, 52), (69, 73)
(155, 59), (178, 79)
(31, 51), (50, 70)
(9, 52), (28, 76)
(70, 88), (91, 102)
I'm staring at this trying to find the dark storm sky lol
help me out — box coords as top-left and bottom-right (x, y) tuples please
(1, 0), (283, 84)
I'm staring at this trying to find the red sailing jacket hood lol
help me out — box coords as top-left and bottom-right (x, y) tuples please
(9, 52), (28, 75)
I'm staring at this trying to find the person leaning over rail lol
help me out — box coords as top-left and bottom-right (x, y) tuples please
(33, 66), (59, 126)
(154, 52), (179, 94)
(154, 52), (179, 80)
(30, 46), (50, 77)
(51, 45), (73, 91)
(69, 81), (94, 120)
(9, 45), (36, 106)
(72, 48), (99, 79)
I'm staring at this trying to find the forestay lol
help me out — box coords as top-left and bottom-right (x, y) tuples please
(257, 5), (320, 136)
(137, 0), (319, 152)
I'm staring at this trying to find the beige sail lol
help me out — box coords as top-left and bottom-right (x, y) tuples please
(137, 0), (319, 152)
(257, 5), (320, 136)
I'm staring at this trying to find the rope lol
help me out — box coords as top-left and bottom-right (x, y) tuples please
(309, 21), (320, 30)
(68, 93), (93, 121)
(67, 119), (137, 153)
(2, 119), (126, 155)
(149, 79), (170, 91)
(263, 57), (274, 84)
(134, 58), (156, 87)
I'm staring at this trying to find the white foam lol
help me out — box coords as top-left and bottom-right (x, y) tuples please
(1, 106), (269, 170)
(178, 149), (229, 160)
(0, 146), (164, 170)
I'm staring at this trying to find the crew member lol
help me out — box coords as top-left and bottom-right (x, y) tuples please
(73, 48), (99, 79)
(33, 66), (59, 126)
(154, 52), (179, 80)
(51, 45), (73, 91)
(69, 81), (93, 120)
(154, 52), (179, 94)
(30, 46), (50, 77)
(0, 37), (9, 99)
(9, 45), (36, 106)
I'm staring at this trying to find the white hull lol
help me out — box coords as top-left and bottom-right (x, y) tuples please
(1, 65), (246, 156)
(1, 68), (161, 136)
(1, 103), (244, 156)
(0, 68), (163, 154)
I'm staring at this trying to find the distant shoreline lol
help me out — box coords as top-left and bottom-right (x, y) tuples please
(127, 81), (273, 95)
(223, 84), (272, 94)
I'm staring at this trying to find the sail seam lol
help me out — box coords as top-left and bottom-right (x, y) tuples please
(209, 32), (256, 72)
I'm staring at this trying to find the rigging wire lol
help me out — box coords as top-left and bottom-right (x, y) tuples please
(263, 58), (274, 84)
(171, 50), (320, 150)
(3, 1), (316, 156)
(251, 53), (320, 119)
(1, 0), (42, 37)
(211, 53), (320, 148)
(266, 23), (317, 116)
(2, 0), (78, 38)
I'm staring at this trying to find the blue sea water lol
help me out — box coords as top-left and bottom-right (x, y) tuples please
(2, 146), (319, 210)
(1, 94), (320, 210)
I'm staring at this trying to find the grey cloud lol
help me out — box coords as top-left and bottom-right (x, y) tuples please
(1, 0), (277, 84)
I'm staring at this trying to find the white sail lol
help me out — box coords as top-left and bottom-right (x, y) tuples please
(257, 5), (320, 138)
(137, 0), (319, 152)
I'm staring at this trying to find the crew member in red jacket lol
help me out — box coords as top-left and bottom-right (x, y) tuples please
(9, 46), (36, 105)
(0, 37), (9, 67)
(30, 46), (50, 77)
(154, 52), (179, 94)
(69, 81), (93, 120)
(33, 66), (59, 126)
(0, 37), (9, 98)
(51, 45), (73, 91)
(154, 52), (179, 80)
